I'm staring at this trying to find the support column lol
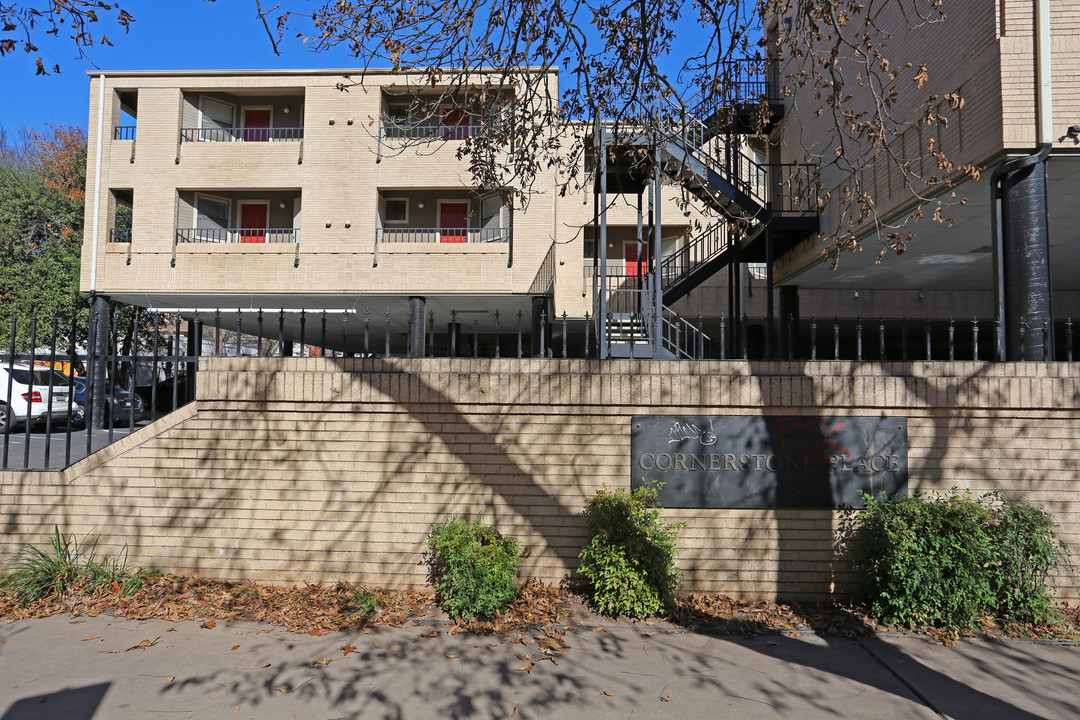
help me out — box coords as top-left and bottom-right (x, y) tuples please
(779, 286), (799, 358)
(531, 296), (549, 357)
(89, 295), (110, 430)
(765, 227), (775, 359)
(994, 153), (1053, 360)
(187, 319), (201, 404)
(408, 296), (426, 358)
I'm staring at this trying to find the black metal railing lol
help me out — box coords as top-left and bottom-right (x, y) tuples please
(176, 228), (298, 244)
(769, 162), (820, 215)
(377, 227), (510, 244)
(113, 126), (137, 141)
(180, 127), (304, 143)
(108, 228), (132, 243)
(691, 58), (783, 118)
(381, 122), (484, 141)
(1, 299), (1075, 471)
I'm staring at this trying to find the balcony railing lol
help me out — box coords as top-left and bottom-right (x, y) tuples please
(108, 228), (132, 243)
(381, 123), (482, 141)
(113, 126), (136, 141)
(176, 228), (299, 244)
(180, 127), (304, 143)
(378, 227), (510, 244)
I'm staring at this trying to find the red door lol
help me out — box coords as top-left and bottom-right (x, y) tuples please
(442, 108), (469, 140)
(240, 203), (268, 243)
(625, 242), (650, 277)
(439, 202), (469, 243)
(243, 109), (271, 142)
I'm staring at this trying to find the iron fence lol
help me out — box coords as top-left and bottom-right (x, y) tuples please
(1, 299), (1075, 471)
(113, 126), (137, 141)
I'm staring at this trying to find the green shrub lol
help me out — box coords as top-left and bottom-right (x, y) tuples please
(2, 527), (140, 605)
(426, 516), (522, 619)
(852, 490), (1068, 630)
(987, 495), (1066, 624)
(577, 483), (684, 618)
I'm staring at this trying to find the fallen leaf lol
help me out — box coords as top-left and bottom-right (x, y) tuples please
(260, 662), (272, 668)
(445, 654), (458, 659)
(165, 676), (175, 685)
(508, 704), (520, 718)
(591, 626), (605, 632)
(342, 645), (357, 656)
(601, 691), (614, 697)
(310, 657), (332, 667)
(107, 649), (119, 654)
(309, 630), (330, 636)
(201, 620), (216, 630)
(126, 637), (161, 651)
(231, 645), (240, 650)
(166, 628), (177, 633)
(420, 629), (439, 638)
(660, 695), (671, 702)
(69, 621), (84, 624)
(82, 636), (100, 642)
(275, 686), (291, 693)
(379, 646), (389, 650)
(766, 641), (779, 647)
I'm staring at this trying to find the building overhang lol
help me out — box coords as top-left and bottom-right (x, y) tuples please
(777, 153), (1080, 292)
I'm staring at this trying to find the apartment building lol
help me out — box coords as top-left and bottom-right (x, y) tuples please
(81, 4), (1080, 362)
(80, 68), (697, 358)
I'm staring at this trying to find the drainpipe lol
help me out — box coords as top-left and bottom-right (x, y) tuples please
(990, 0), (1054, 361)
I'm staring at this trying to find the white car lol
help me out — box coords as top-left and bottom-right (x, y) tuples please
(0, 364), (75, 433)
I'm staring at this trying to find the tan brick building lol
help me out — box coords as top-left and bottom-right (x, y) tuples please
(80, 68), (697, 357)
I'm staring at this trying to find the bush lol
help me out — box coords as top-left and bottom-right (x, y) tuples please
(426, 517), (522, 619)
(2, 527), (140, 605)
(852, 490), (1068, 630)
(577, 483), (684, 618)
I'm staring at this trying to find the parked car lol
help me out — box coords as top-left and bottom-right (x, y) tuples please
(0, 364), (75, 433)
(69, 376), (145, 427)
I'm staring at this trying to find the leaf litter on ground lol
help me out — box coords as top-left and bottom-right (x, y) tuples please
(1, 573), (1076, 646)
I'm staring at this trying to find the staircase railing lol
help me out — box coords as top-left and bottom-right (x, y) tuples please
(662, 108), (769, 210)
(591, 268), (711, 359)
(659, 306), (711, 360)
(660, 223), (734, 290)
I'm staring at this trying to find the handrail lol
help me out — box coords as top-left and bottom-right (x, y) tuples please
(108, 228), (132, 243)
(113, 126), (136, 141)
(175, 228), (299, 244)
(377, 227), (510, 244)
(180, 127), (304, 143)
(381, 122), (485, 141)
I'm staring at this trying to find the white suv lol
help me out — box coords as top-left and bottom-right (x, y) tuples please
(0, 364), (75, 433)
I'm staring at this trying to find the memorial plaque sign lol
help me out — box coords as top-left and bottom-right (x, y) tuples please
(631, 415), (907, 509)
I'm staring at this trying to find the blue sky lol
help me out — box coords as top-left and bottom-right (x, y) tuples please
(1, 0), (717, 133)
(1, 1), (371, 132)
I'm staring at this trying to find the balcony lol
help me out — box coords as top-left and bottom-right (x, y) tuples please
(176, 228), (298, 244)
(180, 90), (304, 145)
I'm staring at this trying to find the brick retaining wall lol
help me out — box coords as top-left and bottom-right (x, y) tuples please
(2, 358), (1077, 602)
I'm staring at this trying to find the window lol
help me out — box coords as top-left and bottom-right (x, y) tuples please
(200, 98), (236, 142)
(384, 198), (409, 224)
(195, 194), (230, 242)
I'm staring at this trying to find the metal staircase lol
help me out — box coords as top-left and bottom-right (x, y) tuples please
(590, 58), (820, 358)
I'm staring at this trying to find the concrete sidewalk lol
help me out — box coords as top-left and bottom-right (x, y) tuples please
(1, 614), (1077, 719)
